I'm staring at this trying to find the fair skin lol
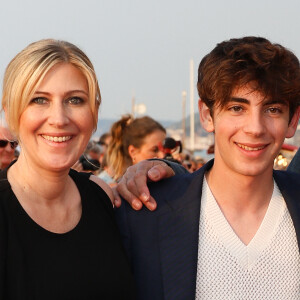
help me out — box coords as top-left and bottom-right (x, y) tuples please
(7, 63), (113, 234)
(128, 130), (166, 163)
(115, 86), (300, 244)
(0, 126), (16, 169)
(199, 85), (299, 244)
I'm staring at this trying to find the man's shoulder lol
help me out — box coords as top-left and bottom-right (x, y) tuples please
(274, 169), (300, 185)
(273, 169), (300, 208)
(148, 160), (213, 198)
(148, 171), (198, 201)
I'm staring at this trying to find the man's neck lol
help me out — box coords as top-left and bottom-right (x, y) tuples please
(205, 160), (274, 245)
(206, 159), (274, 210)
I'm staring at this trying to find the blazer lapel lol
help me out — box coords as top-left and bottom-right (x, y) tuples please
(274, 170), (300, 250)
(157, 160), (213, 300)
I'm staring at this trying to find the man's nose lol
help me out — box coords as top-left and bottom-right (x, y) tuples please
(4, 143), (14, 152)
(243, 112), (266, 136)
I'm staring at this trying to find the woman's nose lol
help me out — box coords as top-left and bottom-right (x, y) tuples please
(48, 102), (70, 127)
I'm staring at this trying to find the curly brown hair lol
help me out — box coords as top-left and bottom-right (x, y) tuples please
(197, 36), (300, 120)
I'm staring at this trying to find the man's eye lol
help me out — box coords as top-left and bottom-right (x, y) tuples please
(229, 106), (243, 112)
(31, 97), (48, 104)
(266, 107), (282, 114)
(67, 97), (84, 105)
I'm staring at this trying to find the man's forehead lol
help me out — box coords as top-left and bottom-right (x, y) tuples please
(231, 85), (264, 98)
(230, 85), (287, 106)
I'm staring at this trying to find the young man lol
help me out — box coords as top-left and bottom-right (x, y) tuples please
(115, 37), (300, 299)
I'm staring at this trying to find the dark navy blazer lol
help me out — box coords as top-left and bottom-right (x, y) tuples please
(116, 160), (300, 300)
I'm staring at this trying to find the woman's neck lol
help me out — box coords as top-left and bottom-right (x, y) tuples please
(8, 156), (71, 204)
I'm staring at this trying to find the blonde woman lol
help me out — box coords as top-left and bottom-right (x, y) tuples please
(0, 40), (135, 299)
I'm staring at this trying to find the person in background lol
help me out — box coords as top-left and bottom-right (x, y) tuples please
(80, 141), (102, 175)
(107, 114), (166, 181)
(87, 141), (103, 161)
(98, 153), (116, 186)
(72, 140), (103, 173)
(115, 36), (300, 299)
(158, 137), (182, 165)
(97, 132), (111, 165)
(98, 132), (112, 149)
(0, 126), (18, 170)
(0, 39), (135, 299)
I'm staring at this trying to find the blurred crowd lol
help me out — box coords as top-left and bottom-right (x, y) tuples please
(70, 114), (208, 186)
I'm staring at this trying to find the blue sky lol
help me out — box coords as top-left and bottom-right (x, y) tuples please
(1, 0), (300, 121)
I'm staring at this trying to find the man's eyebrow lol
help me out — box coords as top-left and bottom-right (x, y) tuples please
(230, 97), (288, 106)
(263, 100), (288, 106)
(229, 97), (250, 104)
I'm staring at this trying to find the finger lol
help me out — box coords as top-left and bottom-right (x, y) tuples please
(147, 162), (175, 182)
(112, 187), (122, 208)
(143, 196), (157, 211)
(120, 173), (156, 211)
(116, 176), (143, 210)
(127, 168), (151, 202)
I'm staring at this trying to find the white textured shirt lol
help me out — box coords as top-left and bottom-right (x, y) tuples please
(195, 178), (300, 299)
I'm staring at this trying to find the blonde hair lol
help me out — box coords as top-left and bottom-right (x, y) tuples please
(2, 39), (100, 136)
(107, 114), (166, 180)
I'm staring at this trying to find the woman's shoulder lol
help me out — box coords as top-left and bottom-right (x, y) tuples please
(89, 175), (114, 203)
(69, 169), (114, 208)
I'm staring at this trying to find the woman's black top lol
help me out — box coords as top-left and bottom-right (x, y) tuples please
(0, 167), (135, 300)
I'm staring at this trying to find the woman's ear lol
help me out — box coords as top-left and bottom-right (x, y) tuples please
(128, 145), (138, 162)
(286, 106), (300, 138)
(198, 99), (214, 132)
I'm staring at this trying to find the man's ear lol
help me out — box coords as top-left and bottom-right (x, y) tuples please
(286, 106), (300, 138)
(198, 99), (214, 132)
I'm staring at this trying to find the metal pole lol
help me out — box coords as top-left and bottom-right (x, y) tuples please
(182, 91), (187, 147)
(190, 59), (195, 152)
(131, 96), (135, 117)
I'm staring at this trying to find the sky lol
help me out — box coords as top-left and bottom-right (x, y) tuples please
(0, 0), (300, 122)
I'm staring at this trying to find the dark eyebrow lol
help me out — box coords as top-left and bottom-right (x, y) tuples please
(229, 97), (250, 104)
(230, 97), (288, 107)
(263, 100), (288, 106)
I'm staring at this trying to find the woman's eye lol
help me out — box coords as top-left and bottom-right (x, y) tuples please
(67, 97), (84, 105)
(153, 146), (159, 153)
(31, 97), (48, 104)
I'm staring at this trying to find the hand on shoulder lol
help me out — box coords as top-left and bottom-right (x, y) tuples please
(115, 159), (177, 210)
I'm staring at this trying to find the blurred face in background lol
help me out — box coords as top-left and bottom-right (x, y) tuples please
(0, 126), (17, 169)
(129, 129), (166, 163)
